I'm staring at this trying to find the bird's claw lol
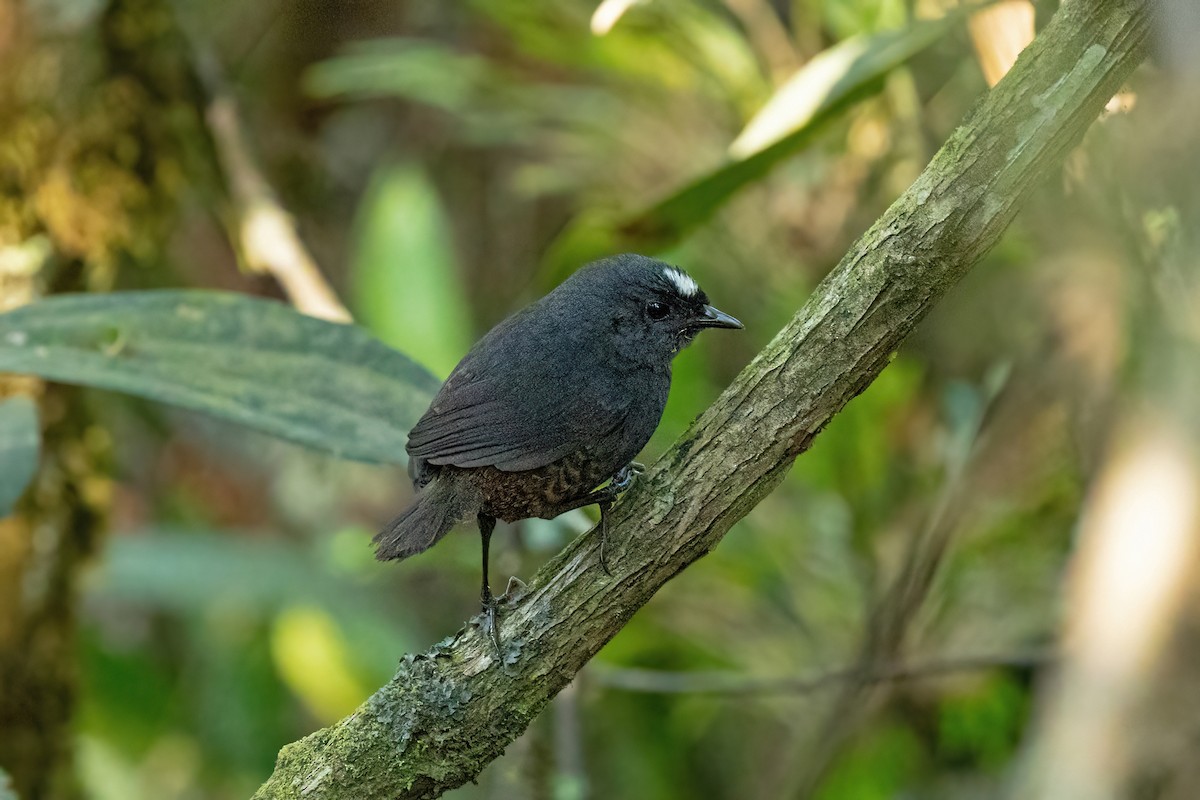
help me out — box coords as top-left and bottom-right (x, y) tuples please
(610, 461), (644, 494)
(500, 576), (527, 601)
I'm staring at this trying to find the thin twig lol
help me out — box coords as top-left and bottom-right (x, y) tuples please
(185, 29), (351, 323)
(721, 0), (802, 82)
(772, 369), (1009, 797)
(587, 650), (1053, 696)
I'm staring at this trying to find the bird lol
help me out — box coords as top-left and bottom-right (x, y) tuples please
(374, 253), (742, 647)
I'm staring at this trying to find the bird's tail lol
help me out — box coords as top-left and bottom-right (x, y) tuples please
(373, 473), (478, 562)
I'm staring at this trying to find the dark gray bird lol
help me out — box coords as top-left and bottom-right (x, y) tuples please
(375, 254), (742, 645)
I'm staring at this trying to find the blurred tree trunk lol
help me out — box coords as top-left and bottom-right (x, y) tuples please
(0, 363), (106, 800)
(0, 238), (73, 800)
(1012, 60), (1200, 798)
(0, 4), (99, 788)
(0, 0), (207, 794)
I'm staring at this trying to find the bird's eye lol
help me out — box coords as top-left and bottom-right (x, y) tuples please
(646, 301), (669, 320)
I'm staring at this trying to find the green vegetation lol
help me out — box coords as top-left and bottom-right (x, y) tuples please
(2, 0), (1194, 798)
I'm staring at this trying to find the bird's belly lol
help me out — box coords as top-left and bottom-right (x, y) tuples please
(473, 450), (619, 523)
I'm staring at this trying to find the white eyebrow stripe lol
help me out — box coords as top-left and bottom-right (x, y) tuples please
(662, 267), (699, 297)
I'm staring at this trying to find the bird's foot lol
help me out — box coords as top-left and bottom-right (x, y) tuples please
(480, 592), (502, 654)
(610, 461), (645, 494)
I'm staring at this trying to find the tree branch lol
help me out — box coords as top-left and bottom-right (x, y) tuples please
(252, 1), (1152, 796)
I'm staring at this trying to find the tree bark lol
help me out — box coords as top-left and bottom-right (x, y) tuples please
(252, 0), (1153, 796)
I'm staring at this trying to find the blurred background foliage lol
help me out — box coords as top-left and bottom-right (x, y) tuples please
(1, 0), (1196, 798)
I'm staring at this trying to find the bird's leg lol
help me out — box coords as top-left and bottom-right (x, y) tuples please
(597, 498), (615, 575)
(478, 513), (501, 653)
(550, 462), (644, 575)
(596, 461), (645, 574)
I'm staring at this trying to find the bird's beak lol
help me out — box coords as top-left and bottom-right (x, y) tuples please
(693, 304), (743, 330)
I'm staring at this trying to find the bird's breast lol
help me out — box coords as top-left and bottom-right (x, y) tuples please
(468, 449), (617, 522)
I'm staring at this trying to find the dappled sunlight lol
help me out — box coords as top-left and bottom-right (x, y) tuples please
(271, 607), (372, 723)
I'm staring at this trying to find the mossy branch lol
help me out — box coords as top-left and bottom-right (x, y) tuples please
(252, 1), (1152, 797)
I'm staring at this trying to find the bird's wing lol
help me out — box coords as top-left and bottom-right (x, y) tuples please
(406, 332), (628, 473)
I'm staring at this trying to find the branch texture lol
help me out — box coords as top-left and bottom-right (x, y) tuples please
(253, 1), (1152, 796)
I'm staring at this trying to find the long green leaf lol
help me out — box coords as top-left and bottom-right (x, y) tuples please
(637, 18), (958, 234)
(351, 163), (473, 377)
(98, 528), (370, 617)
(0, 292), (440, 464)
(93, 527), (423, 681)
(543, 16), (959, 273)
(730, 21), (953, 158)
(304, 38), (500, 111)
(0, 396), (39, 516)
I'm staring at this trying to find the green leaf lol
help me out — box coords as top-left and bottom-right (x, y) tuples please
(543, 16), (958, 273)
(0, 292), (440, 464)
(304, 38), (615, 150)
(98, 528), (357, 616)
(94, 527), (422, 673)
(651, 17), (957, 232)
(729, 20), (952, 159)
(351, 164), (474, 377)
(304, 38), (500, 112)
(937, 675), (1027, 768)
(814, 723), (924, 800)
(0, 396), (40, 516)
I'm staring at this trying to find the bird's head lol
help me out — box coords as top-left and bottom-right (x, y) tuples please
(565, 254), (742, 367)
